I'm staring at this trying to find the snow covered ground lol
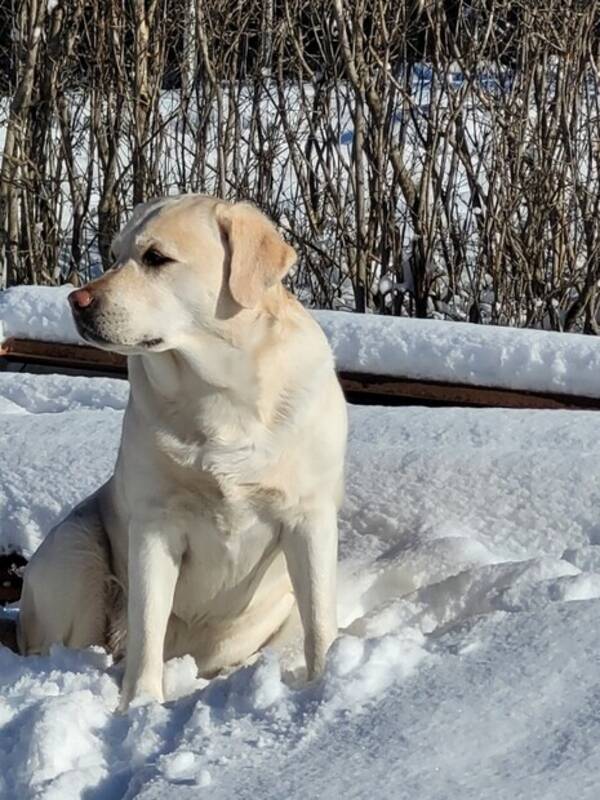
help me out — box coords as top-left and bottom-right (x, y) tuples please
(2, 369), (600, 797)
(4, 285), (600, 398)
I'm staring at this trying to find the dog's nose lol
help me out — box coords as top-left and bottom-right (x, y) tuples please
(68, 288), (94, 310)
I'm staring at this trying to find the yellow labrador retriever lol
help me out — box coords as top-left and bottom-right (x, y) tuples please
(17, 195), (347, 709)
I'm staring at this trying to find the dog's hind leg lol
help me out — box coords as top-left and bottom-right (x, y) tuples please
(17, 494), (112, 656)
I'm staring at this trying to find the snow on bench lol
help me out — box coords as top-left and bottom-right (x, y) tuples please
(2, 285), (600, 408)
(317, 310), (600, 400)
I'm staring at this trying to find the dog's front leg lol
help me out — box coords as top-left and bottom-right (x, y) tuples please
(281, 503), (338, 680)
(119, 524), (182, 710)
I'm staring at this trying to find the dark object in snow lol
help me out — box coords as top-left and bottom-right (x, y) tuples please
(0, 552), (26, 605)
(0, 616), (18, 652)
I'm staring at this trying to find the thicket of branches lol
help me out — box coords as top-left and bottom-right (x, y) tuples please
(1, 0), (600, 330)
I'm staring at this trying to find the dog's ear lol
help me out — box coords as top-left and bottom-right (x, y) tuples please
(216, 202), (296, 308)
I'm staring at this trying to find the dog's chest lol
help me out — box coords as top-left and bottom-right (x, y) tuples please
(171, 494), (280, 623)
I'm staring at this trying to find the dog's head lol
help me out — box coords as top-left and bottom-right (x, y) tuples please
(69, 195), (297, 354)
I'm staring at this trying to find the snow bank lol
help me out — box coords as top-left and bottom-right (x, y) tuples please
(4, 285), (600, 398)
(0, 373), (127, 555)
(316, 309), (600, 398)
(5, 598), (600, 799)
(2, 372), (600, 795)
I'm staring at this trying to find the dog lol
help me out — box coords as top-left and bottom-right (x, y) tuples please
(17, 195), (347, 709)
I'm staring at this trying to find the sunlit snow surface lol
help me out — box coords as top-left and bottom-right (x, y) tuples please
(1, 370), (600, 797)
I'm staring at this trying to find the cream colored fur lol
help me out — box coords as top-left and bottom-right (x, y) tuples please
(17, 195), (347, 710)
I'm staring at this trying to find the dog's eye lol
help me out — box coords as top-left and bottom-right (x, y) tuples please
(143, 248), (172, 268)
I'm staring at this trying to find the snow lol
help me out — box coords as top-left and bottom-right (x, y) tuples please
(4, 285), (600, 398)
(0, 372), (127, 556)
(2, 369), (600, 796)
(317, 309), (600, 398)
(0, 286), (79, 345)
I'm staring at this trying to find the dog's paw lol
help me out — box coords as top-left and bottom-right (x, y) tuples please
(118, 679), (164, 713)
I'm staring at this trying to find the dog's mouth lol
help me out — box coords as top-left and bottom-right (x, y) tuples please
(73, 316), (163, 352)
(138, 337), (164, 349)
(74, 318), (115, 347)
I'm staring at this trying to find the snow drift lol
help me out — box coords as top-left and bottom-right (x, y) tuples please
(1, 371), (600, 797)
